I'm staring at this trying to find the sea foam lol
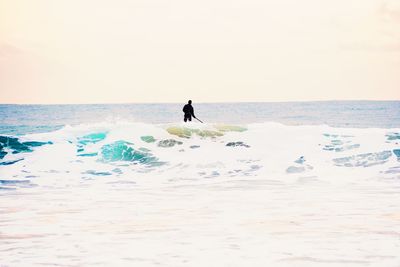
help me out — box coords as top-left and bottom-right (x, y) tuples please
(1, 122), (400, 266)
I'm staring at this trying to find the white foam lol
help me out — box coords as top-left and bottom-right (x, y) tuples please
(1, 122), (400, 266)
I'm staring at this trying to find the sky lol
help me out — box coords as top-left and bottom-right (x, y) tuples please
(0, 0), (399, 104)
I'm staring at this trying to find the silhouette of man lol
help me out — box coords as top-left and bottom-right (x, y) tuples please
(182, 100), (196, 122)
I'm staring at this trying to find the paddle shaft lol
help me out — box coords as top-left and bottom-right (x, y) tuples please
(195, 117), (203, 123)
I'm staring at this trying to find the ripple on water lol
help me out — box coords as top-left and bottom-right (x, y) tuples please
(333, 151), (392, 167)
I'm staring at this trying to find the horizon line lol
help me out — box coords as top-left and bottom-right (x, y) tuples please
(0, 99), (400, 105)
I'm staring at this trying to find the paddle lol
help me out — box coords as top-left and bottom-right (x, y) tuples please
(195, 117), (203, 123)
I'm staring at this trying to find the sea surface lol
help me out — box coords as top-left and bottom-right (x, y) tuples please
(1, 101), (400, 267)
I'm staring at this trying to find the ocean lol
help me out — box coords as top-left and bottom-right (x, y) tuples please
(1, 101), (400, 267)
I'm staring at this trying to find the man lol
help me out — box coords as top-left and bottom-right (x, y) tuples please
(182, 100), (196, 122)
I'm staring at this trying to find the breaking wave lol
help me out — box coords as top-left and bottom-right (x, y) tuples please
(0, 121), (400, 190)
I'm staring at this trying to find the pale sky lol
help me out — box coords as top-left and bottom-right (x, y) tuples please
(0, 0), (399, 104)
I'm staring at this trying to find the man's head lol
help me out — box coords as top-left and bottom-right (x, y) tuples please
(188, 100), (192, 104)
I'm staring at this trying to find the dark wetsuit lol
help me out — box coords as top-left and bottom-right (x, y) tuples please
(182, 104), (195, 122)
